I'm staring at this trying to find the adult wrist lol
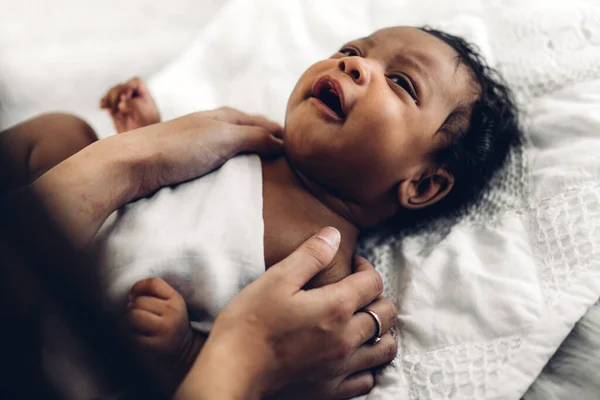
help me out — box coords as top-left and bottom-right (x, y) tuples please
(175, 333), (272, 400)
(110, 128), (169, 201)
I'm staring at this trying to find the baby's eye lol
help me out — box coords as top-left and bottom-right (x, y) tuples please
(388, 74), (418, 103)
(339, 48), (359, 57)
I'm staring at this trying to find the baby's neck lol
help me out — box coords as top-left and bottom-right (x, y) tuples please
(260, 156), (360, 267)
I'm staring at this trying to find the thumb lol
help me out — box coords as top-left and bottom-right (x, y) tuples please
(271, 227), (341, 288)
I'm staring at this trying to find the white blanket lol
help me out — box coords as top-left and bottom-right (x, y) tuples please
(147, 1), (600, 399)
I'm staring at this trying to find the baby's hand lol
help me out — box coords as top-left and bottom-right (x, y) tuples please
(100, 77), (160, 133)
(126, 277), (193, 359)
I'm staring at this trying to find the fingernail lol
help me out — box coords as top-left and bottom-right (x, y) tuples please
(271, 135), (284, 145)
(317, 227), (341, 249)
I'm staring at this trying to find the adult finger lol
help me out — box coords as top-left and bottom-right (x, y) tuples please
(269, 227), (341, 288)
(334, 371), (374, 399)
(129, 277), (176, 300)
(353, 254), (372, 273)
(318, 262), (383, 316)
(241, 114), (283, 136)
(347, 296), (397, 347)
(236, 125), (284, 157)
(344, 333), (397, 374)
(208, 107), (283, 134)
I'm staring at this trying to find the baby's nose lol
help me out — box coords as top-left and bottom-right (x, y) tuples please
(338, 57), (369, 85)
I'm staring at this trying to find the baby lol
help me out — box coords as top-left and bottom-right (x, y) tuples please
(11, 26), (522, 390)
(92, 25), (521, 385)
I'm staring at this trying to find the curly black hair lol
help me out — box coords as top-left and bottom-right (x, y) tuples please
(411, 26), (522, 222)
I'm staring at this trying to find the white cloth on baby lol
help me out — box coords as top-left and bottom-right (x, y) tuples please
(95, 154), (265, 332)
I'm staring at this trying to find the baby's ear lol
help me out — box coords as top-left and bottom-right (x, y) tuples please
(397, 167), (454, 210)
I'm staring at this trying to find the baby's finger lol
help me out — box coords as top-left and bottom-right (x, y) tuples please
(127, 308), (162, 335)
(130, 295), (166, 316)
(126, 77), (150, 98)
(135, 78), (151, 97)
(126, 77), (142, 90)
(113, 112), (129, 134)
(118, 94), (129, 112)
(108, 85), (126, 112)
(130, 277), (176, 300)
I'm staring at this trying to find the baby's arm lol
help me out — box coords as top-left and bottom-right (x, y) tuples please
(100, 77), (160, 133)
(127, 277), (204, 390)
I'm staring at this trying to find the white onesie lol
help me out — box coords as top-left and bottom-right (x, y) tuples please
(94, 154), (265, 332)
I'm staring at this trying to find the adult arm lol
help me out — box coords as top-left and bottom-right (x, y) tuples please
(3, 108), (283, 248)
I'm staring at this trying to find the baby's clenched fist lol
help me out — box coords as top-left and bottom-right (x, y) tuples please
(126, 277), (194, 360)
(100, 77), (160, 133)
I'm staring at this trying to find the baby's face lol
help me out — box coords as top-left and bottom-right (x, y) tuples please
(284, 27), (476, 214)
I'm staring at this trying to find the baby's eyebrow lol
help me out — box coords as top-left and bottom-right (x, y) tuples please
(359, 36), (376, 49)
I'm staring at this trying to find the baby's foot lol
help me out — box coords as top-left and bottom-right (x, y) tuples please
(100, 77), (160, 133)
(126, 277), (196, 371)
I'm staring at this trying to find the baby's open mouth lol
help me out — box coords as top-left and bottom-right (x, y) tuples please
(312, 77), (345, 120)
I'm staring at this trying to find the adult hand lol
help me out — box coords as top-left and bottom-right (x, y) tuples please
(176, 227), (398, 400)
(124, 108), (283, 198)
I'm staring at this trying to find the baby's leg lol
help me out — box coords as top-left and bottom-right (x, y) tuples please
(1, 113), (98, 192)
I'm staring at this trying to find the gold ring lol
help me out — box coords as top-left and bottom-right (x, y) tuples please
(362, 308), (382, 345)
